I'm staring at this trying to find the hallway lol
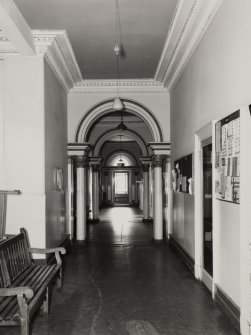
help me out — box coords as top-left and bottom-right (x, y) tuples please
(2, 207), (238, 335)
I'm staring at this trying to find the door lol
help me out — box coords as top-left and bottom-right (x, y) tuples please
(113, 172), (129, 204)
(202, 140), (213, 277)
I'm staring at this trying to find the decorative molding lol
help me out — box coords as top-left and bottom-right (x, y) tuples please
(155, 0), (224, 90)
(0, 33), (18, 53)
(33, 30), (82, 92)
(68, 143), (90, 156)
(76, 98), (163, 143)
(75, 155), (88, 168)
(0, 30), (82, 92)
(0, 0), (35, 56)
(70, 79), (168, 94)
(152, 155), (163, 168)
(148, 142), (171, 156)
(140, 157), (152, 167)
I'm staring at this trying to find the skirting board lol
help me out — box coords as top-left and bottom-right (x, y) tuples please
(169, 237), (195, 274)
(214, 285), (240, 333)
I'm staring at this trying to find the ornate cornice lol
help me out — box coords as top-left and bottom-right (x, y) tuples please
(148, 142), (171, 157)
(33, 30), (82, 92)
(155, 0), (224, 90)
(70, 79), (168, 94)
(68, 142), (90, 156)
(0, 33), (18, 54)
(0, 30), (82, 92)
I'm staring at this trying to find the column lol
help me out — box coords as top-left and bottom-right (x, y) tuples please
(140, 157), (152, 223)
(152, 155), (164, 240)
(149, 163), (153, 219)
(134, 171), (139, 204)
(89, 157), (101, 223)
(142, 164), (149, 222)
(92, 164), (100, 222)
(66, 156), (74, 239)
(75, 155), (88, 241)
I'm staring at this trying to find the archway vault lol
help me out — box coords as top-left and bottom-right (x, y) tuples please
(93, 129), (148, 157)
(75, 98), (163, 143)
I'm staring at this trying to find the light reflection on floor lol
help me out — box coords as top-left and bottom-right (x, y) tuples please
(88, 206), (153, 245)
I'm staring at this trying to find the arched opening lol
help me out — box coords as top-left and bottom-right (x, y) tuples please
(69, 98), (167, 245)
(75, 98), (163, 143)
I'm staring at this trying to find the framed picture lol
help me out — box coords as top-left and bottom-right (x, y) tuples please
(55, 168), (63, 191)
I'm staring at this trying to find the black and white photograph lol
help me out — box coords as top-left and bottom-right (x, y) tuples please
(0, 0), (250, 334)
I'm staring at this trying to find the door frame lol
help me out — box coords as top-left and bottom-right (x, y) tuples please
(112, 171), (129, 204)
(194, 121), (216, 294)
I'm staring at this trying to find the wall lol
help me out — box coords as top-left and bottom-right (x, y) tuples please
(44, 61), (68, 248)
(68, 92), (170, 143)
(170, 0), (251, 306)
(2, 55), (46, 248)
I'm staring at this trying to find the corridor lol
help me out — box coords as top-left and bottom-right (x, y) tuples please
(2, 207), (238, 335)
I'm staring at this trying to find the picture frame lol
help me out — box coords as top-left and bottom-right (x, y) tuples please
(55, 168), (63, 191)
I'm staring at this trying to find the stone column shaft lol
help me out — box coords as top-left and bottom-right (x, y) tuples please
(76, 156), (87, 241)
(142, 165), (149, 221)
(67, 157), (74, 239)
(153, 155), (163, 240)
(92, 166), (100, 221)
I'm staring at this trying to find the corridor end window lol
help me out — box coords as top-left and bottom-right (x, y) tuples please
(114, 172), (128, 194)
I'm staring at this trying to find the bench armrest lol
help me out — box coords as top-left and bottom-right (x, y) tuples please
(29, 247), (66, 265)
(0, 287), (34, 299)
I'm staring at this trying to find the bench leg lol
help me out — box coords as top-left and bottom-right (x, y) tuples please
(43, 286), (49, 316)
(57, 267), (63, 291)
(21, 318), (30, 335)
(17, 295), (30, 335)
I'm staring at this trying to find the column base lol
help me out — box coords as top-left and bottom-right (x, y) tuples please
(88, 218), (100, 224)
(142, 218), (153, 224)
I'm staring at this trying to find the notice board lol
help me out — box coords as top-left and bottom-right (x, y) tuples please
(215, 110), (240, 204)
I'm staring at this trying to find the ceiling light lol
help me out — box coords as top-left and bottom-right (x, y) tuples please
(112, 0), (124, 112)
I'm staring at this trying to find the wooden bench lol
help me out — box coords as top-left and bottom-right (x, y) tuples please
(0, 228), (66, 335)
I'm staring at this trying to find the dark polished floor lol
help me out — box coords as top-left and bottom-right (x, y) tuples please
(2, 207), (238, 335)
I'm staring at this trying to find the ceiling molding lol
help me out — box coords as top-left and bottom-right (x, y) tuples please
(155, 0), (224, 91)
(70, 79), (168, 94)
(33, 30), (82, 92)
(0, 32), (17, 53)
(0, 29), (82, 92)
(0, 0), (35, 56)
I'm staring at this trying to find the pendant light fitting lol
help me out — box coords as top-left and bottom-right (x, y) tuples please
(112, 0), (124, 112)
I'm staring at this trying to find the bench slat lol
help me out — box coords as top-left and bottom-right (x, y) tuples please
(0, 264), (58, 322)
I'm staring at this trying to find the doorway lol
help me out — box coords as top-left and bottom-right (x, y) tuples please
(113, 172), (129, 204)
(202, 140), (213, 277)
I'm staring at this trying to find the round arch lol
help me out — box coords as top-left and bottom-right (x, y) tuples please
(75, 98), (163, 143)
(106, 151), (137, 167)
(93, 129), (147, 156)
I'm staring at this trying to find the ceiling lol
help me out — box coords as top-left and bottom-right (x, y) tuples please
(13, 0), (179, 80)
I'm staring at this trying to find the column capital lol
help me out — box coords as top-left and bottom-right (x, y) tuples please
(152, 154), (163, 167)
(75, 155), (88, 168)
(148, 142), (171, 157)
(89, 157), (102, 172)
(140, 157), (152, 172)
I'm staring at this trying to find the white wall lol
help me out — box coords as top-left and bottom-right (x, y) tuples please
(68, 92), (170, 143)
(170, 0), (251, 306)
(2, 55), (46, 248)
(44, 61), (68, 248)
